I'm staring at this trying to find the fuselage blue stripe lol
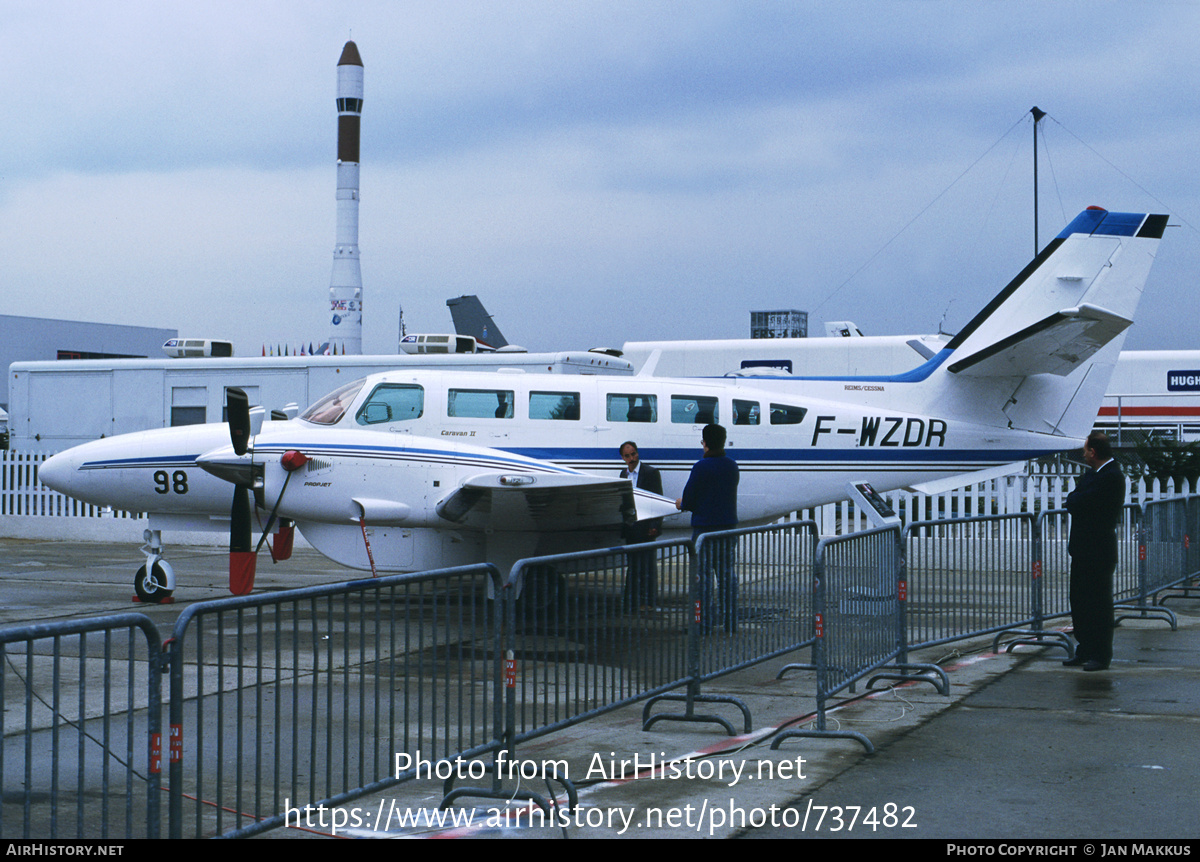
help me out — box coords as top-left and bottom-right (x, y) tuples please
(504, 446), (1057, 464)
(726, 347), (955, 384)
(82, 444), (1061, 471)
(81, 455), (202, 469)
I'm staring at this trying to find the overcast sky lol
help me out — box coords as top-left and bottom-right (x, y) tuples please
(4, 1), (1198, 356)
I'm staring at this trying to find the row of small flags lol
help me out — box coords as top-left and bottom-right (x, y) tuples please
(261, 342), (339, 356)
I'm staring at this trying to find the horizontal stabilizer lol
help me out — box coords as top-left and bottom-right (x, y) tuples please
(906, 461), (1029, 496)
(436, 472), (677, 532)
(947, 304), (1131, 378)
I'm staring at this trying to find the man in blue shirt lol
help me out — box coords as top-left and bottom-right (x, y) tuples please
(676, 424), (739, 632)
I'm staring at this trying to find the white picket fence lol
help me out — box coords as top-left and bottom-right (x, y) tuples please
(0, 449), (1192, 539)
(785, 460), (1190, 534)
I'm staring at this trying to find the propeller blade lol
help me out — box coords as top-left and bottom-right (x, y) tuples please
(229, 485), (257, 595)
(227, 387), (251, 456)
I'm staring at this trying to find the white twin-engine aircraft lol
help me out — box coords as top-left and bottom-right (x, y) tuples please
(40, 208), (1168, 601)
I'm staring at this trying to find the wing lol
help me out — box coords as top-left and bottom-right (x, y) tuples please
(435, 472), (678, 532)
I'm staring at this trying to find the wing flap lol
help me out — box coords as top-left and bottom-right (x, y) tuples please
(436, 472), (678, 532)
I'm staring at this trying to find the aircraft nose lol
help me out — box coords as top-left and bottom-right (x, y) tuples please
(39, 449), (79, 494)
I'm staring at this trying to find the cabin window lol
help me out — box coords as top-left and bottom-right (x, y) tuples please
(671, 395), (719, 425)
(300, 378), (367, 426)
(606, 394), (657, 423)
(733, 399), (760, 426)
(448, 388), (514, 419)
(529, 391), (581, 421)
(356, 383), (424, 425)
(769, 403), (807, 425)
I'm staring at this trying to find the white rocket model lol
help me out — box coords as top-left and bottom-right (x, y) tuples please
(329, 41), (364, 355)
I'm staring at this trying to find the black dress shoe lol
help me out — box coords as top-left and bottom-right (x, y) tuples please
(1083, 660), (1110, 672)
(1062, 656), (1087, 667)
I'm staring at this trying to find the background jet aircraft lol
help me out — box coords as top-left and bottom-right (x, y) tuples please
(40, 208), (1167, 601)
(447, 294), (509, 350)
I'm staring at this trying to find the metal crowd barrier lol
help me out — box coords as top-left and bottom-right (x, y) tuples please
(1116, 497), (1188, 628)
(893, 507), (1150, 658)
(694, 523), (818, 680)
(1118, 503), (1149, 606)
(903, 513), (1039, 652)
(165, 565), (502, 839)
(0, 614), (164, 840)
(502, 540), (696, 743)
(435, 542), (696, 814)
(1167, 493), (1200, 605)
(772, 526), (947, 754)
(643, 522), (818, 734)
(446, 524), (821, 815)
(895, 512), (1079, 656)
(9, 494), (1200, 838)
(1033, 504), (1142, 622)
(1185, 494), (1200, 585)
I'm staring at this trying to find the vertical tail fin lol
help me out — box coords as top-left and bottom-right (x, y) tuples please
(447, 295), (508, 349)
(935, 208), (1167, 438)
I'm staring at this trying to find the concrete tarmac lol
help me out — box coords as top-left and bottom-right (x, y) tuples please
(2, 537), (1198, 841)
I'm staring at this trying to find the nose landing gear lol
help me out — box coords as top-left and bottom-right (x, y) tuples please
(134, 529), (176, 603)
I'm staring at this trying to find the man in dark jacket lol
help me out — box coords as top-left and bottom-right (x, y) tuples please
(1064, 432), (1125, 671)
(620, 441), (663, 610)
(676, 424), (739, 632)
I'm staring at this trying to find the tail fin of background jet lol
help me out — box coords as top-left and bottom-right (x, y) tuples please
(447, 295), (508, 349)
(929, 208), (1167, 439)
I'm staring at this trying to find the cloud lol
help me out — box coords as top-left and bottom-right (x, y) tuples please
(2, 1), (1200, 355)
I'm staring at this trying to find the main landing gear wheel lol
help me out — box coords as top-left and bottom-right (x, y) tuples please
(134, 560), (173, 603)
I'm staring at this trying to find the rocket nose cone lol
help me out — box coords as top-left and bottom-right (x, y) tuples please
(338, 41), (363, 67)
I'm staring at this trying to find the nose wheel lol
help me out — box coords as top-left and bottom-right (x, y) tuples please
(134, 559), (174, 603)
(135, 529), (176, 603)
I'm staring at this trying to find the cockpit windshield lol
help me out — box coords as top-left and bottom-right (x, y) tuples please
(298, 378), (367, 425)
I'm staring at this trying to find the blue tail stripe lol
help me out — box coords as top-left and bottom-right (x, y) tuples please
(1057, 209), (1148, 239)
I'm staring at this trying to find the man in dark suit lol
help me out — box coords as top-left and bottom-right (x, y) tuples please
(1064, 431), (1125, 671)
(620, 441), (663, 610)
